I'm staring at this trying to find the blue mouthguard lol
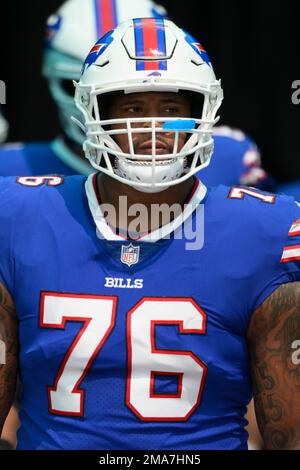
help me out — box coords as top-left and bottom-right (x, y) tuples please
(162, 119), (196, 131)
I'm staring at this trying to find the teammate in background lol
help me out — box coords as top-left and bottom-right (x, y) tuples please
(0, 107), (8, 143)
(0, 0), (270, 192)
(277, 180), (300, 200)
(0, 19), (299, 450)
(0, 0), (166, 176)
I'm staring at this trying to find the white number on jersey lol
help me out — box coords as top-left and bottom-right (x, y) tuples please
(40, 294), (207, 420)
(17, 176), (64, 187)
(229, 187), (275, 203)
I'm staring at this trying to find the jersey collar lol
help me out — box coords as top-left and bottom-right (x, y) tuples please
(85, 173), (207, 243)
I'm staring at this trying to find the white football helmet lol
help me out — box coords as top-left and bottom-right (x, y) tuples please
(75, 19), (223, 192)
(43, 0), (167, 145)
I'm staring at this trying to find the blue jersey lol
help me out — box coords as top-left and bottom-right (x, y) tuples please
(0, 127), (270, 188)
(0, 174), (299, 450)
(277, 180), (300, 201)
(0, 138), (91, 177)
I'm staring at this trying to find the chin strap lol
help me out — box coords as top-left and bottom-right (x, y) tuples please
(115, 155), (186, 192)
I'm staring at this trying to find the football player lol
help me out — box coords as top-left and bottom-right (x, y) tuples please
(0, 19), (299, 450)
(0, 0), (270, 192)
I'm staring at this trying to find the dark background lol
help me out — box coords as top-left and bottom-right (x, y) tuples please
(0, 0), (299, 182)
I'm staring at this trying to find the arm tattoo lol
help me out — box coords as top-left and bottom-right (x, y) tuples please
(0, 283), (18, 433)
(248, 282), (300, 449)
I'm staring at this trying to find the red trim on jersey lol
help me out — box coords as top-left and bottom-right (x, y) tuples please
(288, 219), (300, 237)
(281, 255), (300, 263)
(282, 244), (300, 252)
(281, 244), (300, 263)
(92, 173), (102, 205)
(185, 177), (200, 205)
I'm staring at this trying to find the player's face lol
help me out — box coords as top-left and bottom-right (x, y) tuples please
(107, 92), (191, 156)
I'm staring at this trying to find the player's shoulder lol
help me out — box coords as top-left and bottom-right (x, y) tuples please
(0, 174), (86, 214)
(206, 184), (299, 234)
(204, 184), (300, 281)
(0, 175), (87, 257)
(0, 173), (85, 191)
(207, 183), (295, 211)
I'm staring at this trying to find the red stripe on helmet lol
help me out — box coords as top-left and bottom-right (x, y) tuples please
(98, 0), (117, 36)
(141, 18), (159, 70)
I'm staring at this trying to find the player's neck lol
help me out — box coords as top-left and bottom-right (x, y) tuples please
(96, 173), (195, 236)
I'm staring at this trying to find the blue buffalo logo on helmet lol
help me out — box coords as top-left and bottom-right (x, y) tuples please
(81, 30), (114, 74)
(184, 31), (213, 69)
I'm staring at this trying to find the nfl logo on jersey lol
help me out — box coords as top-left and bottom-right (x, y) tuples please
(121, 244), (140, 267)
